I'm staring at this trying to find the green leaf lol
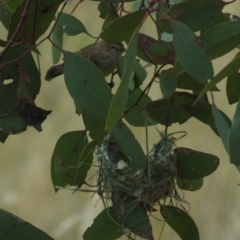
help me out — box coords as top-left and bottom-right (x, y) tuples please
(146, 92), (194, 126)
(106, 29), (138, 131)
(161, 0), (224, 33)
(201, 12), (230, 33)
(196, 53), (240, 103)
(137, 33), (176, 65)
(83, 207), (123, 240)
(177, 72), (219, 92)
(159, 69), (178, 98)
(51, 131), (88, 190)
(111, 122), (147, 168)
(175, 147), (219, 179)
(200, 21), (240, 59)
(212, 103), (230, 153)
(0, 43), (40, 104)
(58, 12), (88, 36)
(229, 99), (240, 165)
(0, 0), (12, 30)
(176, 176), (203, 191)
(0, 114), (27, 134)
(4, 0), (23, 12)
(64, 51), (112, 122)
(117, 57), (147, 90)
(0, 131), (8, 143)
(161, 206), (199, 240)
(100, 9), (147, 42)
(226, 72), (240, 104)
(124, 88), (153, 126)
(0, 209), (53, 240)
(172, 21), (213, 82)
(8, 0), (65, 43)
(52, 20), (63, 64)
(74, 141), (96, 188)
(183, 100), (231, 137)
(112, 196), (153, 240)
(82, 109), (105, 146)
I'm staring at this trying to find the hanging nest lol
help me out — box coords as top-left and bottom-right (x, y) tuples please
(96, 132), (177, 206)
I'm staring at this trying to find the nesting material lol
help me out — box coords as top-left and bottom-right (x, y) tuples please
(96, 132), (177, 206)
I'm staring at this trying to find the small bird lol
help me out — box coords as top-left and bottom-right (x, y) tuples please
(45, 41), (125, 81)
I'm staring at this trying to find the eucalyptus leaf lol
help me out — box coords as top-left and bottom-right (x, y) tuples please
(160, 69), (178, 98)
(196, 53), (240, 103)
(176, 176), (203, 191)
(50, 131), (88, 190)
(212, 103), (230, 153)
(52, 20), (63, 64)
(175, 147), (219, 179)
(161, 0), (225, 33)
(0, 209), (53, 240)
(0, 0), (11, 30)
(7, 0), (64, 43)
(112, 196), (153, 240)
(200, 21), (240, 59)
(106, 29), (138, 131)
(58, 12), (88, 36)
(229, 99), (240, 165)
(226, 72), (240, 104)
(137, 33), (176, 65)
(83, 207), (123, 240)
(74, 141), (96, 188)
(82, 109), (105, 146)
(161, 205), (200, 240)
(172, 21), (213, 83)
(124, 88), (153, 126)
(146, 92), (195, 126)
(100, 9), (147, 42)
(111, 122), (147, 168)
(64, 51), (112, 122)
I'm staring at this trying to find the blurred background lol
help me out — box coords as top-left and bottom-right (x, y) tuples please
(1, 1), (240, 239)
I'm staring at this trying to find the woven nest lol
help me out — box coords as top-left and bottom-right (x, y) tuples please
(96, 132), (177, 206)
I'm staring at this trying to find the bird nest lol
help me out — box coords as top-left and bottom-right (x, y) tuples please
(96, 132), (177, 206)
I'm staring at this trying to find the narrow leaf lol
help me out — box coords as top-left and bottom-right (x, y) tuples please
(74, 141), (96, 188)
(212, 103), (230, 153)
(82, 109), (105, 146)
(196, 53), (240, 103)
(111, 122), (147, 168)
(106, 29), (138, 131)
(172, 21), (213, 82)
(229, 99), (240, 165)
(52, 20), (63, 64)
